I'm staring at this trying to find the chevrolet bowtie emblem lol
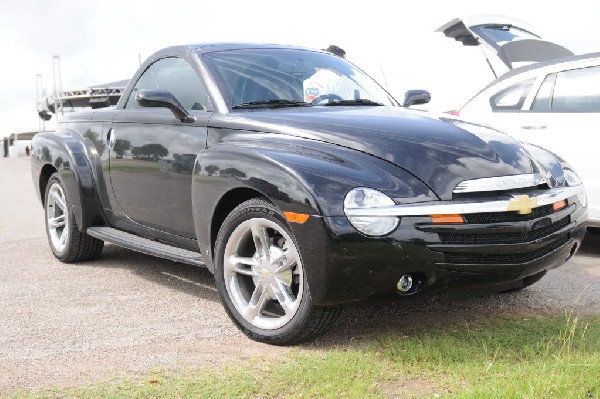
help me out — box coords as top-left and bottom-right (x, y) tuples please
(507, 195), (538, 215)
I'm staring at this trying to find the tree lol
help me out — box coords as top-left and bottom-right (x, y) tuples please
(219, 168), (246, 179)
(42, 146), (51, 163)
(204, 164), (220, 176)
(113, 139), (131, 159)
(54, 157), (64, 169)
(83, 129), (106, 156)
(131, 143), (168, 160)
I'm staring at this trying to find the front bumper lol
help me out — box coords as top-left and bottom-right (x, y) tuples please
(293, 185), (588, 306)
(344, 185), (585, 218)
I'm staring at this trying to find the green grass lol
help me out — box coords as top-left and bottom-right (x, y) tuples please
(11, 315), (600, 399)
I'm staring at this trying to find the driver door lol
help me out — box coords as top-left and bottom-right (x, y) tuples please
(108, 57), (212, 238)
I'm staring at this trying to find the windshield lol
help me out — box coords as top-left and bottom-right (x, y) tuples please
(201, 48), (397, 109)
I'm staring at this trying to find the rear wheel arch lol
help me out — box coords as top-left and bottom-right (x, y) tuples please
(39, 164), (58, 206)
(44, 173), (104, 262)
(33, 133), (103, 230)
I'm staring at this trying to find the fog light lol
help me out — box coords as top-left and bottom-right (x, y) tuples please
(397, 275), (413, 292)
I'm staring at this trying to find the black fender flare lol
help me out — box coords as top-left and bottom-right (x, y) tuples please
(192, 143), (320, 272)
(191, 138), (437, 304)
(31, 130), (105, 232)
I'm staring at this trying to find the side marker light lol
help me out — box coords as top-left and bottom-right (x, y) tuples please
(430, 214), (464, 224)
(553, 200), (567, 212)
(283, 212), (310, 224)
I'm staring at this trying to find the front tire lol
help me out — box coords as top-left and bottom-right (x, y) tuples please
(214, 198), (340, 345)
(44, 174), (104, 262)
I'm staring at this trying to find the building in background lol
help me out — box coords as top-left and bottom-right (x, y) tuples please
(2, 132), (38, 157)
(1, 79), (130, 158)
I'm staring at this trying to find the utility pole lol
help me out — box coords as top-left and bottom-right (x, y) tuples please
(35, 74), (45, 133)
(52, 55), (64, 122)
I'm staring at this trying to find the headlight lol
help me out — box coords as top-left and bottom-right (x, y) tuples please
(562, 168), (587, 207)
(344, 187), (399, 236)
(563, 168), (582, 186)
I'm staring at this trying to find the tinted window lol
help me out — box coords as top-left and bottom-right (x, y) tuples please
(551, 65), (600, 112)
(531, 73), (556, 112)
(125, 57), (210, 111)
(490, 78), (534, 111)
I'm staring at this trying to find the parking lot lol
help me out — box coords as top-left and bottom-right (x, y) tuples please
(1, 156), (599, 393)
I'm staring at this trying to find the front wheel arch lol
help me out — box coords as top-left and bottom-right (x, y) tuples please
(213, 198), (340, 344)
(210, 188), (266, 268)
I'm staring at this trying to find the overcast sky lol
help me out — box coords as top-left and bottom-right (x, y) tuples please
(1, 0), (599, 135)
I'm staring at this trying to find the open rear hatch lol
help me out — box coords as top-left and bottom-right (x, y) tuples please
(437, 15), (574, 77)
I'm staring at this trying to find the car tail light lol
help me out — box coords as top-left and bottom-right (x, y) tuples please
(446, 110), (460, 116)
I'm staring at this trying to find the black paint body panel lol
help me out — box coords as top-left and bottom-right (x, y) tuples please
(30, 43), (588, 306)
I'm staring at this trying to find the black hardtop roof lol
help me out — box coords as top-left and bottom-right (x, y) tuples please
(157, 42), (321, 57)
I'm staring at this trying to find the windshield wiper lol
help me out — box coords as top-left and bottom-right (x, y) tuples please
(232, 99), (312, 109)
(322, 99), (384, 106)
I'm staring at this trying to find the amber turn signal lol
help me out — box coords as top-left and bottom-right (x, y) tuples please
(553, 200), (567, 212)
(283, 212), (310, 224)
(430, 214), (464, 224)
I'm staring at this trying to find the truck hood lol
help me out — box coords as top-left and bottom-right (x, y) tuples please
(210, 107), (542, 200)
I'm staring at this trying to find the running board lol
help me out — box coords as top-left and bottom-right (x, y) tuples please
(87, 227), (205, 267)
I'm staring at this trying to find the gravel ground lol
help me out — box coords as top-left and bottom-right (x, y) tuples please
(1, 156), (598, 394)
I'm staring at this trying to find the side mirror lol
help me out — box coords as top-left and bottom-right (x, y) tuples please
(403, 90), (431, 107)
(136, 89), (196, 123)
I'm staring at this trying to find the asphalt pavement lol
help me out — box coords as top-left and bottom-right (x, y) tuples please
(1, 156), (598, 393)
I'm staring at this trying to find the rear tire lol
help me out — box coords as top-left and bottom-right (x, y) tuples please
(44, 174), (104, 263)
(214, 198), (340, 345)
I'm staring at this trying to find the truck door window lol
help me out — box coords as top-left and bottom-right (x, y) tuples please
(125, 57), (210, 111)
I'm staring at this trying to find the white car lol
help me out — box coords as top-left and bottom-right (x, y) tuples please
(438, 16), (599, 226)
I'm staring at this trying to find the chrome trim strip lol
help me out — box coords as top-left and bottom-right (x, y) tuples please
(453, 173), (548, 193)
(344, 185), (583, 217)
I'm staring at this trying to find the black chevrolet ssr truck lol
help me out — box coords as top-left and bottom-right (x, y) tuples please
(31, 43), (588, 344)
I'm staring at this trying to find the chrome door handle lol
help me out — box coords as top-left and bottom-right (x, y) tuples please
(107, 128), (116, 150)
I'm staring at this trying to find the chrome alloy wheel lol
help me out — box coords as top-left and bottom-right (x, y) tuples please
(223, 217), (303, 330)
(46, 182), (69, 253)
